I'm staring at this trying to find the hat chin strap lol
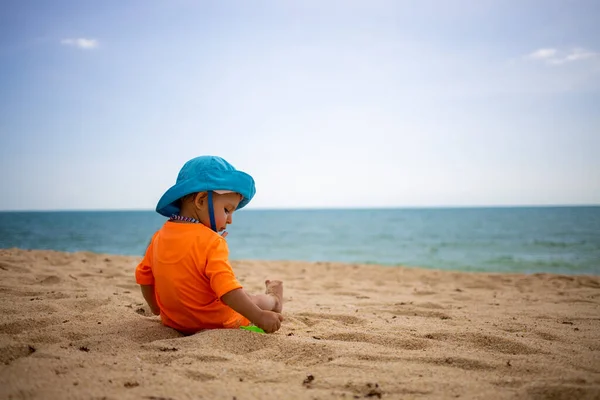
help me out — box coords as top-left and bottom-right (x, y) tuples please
(207, 191), (217, 232)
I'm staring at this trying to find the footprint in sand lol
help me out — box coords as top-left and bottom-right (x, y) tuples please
(46, 292), (71, 300)
(535, 331), (560, 341)
(465, 333), (540, 355)
(422, 332), (452, 341)
(63, 298), (111, 312)
(194, 355), (230, 362)
(414, 356), (496, 371)
(2, 290), (51, 302)
(38, 275), (61, 285)
(0, 288), (45, 298)
(499, 323), (528, 333)
(0, 261), (31, 273)
(387, 304), (452, 320)
(142, 346), (229, 366)
(413, 289), (438, 296)
(0, 317), (59, 335)
(184, 370), (216, 381)
(250, 340), (334, 367)
(295, 312), (365, 327)
(356, 354), (404, 362)
(142, 352), (183, 366)
(24, 333), (62, 344)
(341, 382), (430, 398)
(64, 331), (91, 341)
(492, 379), (525, 389)
(525, 384), (600, 399)
(321, 282), (343, 290)
(333, 291), (361, 297)
(0, 344), (36, 365)
(323, 332), (430, 350)
(333, 292), (371, 299)
(414, 301), (446, 309)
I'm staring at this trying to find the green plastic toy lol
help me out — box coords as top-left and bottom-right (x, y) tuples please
(240, 325), (265, 334)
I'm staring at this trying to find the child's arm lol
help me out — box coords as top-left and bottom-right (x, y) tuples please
(221, 289), (283, 333)
(136, 233), (159, 315)
(140, 284), (160, 315)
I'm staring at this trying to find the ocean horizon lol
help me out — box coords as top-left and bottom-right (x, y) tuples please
(2, 203), (599, 212)
(1, 206), (598, 276)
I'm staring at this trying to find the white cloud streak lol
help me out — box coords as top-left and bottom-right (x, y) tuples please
(528, 48), (557, 59)
(528, 47), (597, 66)
(60, 38), (99, 50)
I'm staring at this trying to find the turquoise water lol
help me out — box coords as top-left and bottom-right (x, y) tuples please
(0, 207), (598, 275)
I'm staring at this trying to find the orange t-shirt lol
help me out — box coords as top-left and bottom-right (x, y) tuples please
(135, 221), (249, 333)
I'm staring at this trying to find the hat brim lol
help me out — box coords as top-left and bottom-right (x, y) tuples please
(155, 169), (255, 217)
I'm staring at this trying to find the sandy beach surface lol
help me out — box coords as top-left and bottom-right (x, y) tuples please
(0, 248), (599, 400)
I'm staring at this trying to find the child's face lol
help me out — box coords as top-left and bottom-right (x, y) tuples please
(198, 192), (242, 233)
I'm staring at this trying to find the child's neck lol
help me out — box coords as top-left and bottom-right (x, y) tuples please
(177, 205), (201, 221)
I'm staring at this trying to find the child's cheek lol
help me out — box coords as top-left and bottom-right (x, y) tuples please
(217, 213), (227, 228)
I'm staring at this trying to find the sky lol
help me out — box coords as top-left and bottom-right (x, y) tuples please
(1, 0), (599, 210)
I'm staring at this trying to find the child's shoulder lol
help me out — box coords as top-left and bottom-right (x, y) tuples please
(165, 222), (229, 250)
(203, 232), (229, 251)
(199, 233), (231, 261)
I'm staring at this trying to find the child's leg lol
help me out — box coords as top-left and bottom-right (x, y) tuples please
(247, 280), (283, 313)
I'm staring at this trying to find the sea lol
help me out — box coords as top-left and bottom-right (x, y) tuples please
(0, 207), (598, 275)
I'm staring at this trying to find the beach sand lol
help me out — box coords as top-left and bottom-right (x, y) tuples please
(0, 248), (599, 400)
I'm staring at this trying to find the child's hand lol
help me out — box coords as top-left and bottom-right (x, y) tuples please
(255, 310), (283, 333)
(221, 289), (283, 333)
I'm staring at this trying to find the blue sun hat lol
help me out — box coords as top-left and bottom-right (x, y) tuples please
(156, 156), (256, 231)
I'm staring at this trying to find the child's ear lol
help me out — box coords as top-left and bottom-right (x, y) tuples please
(194, 192), (208, 209)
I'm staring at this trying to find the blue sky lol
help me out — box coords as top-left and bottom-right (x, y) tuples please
(1, 0), (599, 210)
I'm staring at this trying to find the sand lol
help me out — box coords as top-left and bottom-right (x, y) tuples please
(0, 248), (599, 400)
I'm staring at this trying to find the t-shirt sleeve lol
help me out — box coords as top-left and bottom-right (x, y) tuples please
(135, 233), (157, 285)
(204, 237), (243, 298)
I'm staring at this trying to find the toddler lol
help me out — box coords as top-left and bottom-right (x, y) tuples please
(135, 156), (283, 334)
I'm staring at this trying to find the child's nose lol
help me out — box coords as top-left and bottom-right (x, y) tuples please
(227, 214), (233, 224)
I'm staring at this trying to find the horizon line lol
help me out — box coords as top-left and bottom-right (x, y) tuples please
(0, 204), (599, 213)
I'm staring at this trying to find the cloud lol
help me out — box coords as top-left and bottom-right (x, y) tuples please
(528, 48), (557, 59)
(561, 48), (596, 62)
(60, 38), (98, 50)
(528, 47), (597, 66)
